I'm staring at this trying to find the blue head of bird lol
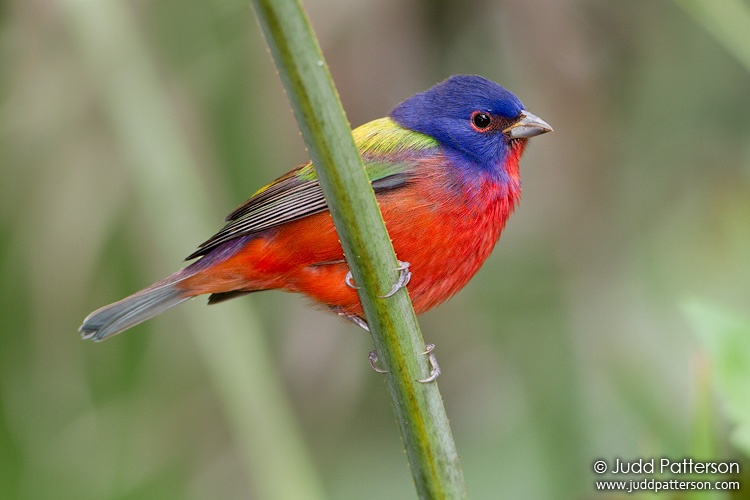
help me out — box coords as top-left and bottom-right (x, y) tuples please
(390, 75), (552, 178)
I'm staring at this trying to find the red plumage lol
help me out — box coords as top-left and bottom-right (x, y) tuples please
(177, 142), (524, 317)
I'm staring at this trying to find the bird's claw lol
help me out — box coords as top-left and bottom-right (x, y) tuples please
(345, 270), (360, 290)
(380, 261), (412, 298)
(368, 350), (388, 374)
(417, 343), (441, 383)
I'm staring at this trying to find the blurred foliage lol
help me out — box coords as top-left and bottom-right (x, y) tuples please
(684, 301), (750, 457)
(1, 1), (749, 499)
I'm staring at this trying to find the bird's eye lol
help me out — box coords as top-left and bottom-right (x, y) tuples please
(471, 111), (492, 131)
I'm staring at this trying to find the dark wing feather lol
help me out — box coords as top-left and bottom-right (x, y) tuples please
(185, 164), (408, 260)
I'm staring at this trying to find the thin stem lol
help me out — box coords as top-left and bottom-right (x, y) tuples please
(250, 0), (467, 498)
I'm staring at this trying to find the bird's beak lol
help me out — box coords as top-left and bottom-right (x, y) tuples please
(503, 111), (553, 139)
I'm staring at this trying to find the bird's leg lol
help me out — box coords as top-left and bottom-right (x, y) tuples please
(334, 308), (369, 331)
(380, 260), (411, 298)
(417, 343), (441, 383)
(332, 307), (439, 380)
(332, 307), (388, 374)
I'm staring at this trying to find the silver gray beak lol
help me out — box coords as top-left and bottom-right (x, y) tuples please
(503, 111), (553, 139)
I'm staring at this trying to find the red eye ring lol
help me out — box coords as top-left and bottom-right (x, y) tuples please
(471, 111), (493, 131)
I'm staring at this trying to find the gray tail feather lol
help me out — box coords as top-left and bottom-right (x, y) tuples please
(79, 274), (192, 342)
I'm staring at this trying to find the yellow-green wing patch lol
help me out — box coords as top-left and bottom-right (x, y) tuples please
(186, 118), (437, 259)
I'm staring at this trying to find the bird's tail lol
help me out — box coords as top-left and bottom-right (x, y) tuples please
(79, 272), (194, 342)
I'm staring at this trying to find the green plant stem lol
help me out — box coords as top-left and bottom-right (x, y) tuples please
(675, 0), (750, 74)
(60, 0), (325, 498)
(250, 0), (467, 498)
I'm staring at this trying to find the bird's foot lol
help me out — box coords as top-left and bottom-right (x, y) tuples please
(344, 261), (411, 298)
(417, 343), (441, 383)
(367, 343), (441, 382)
(380, 261), (411, 298)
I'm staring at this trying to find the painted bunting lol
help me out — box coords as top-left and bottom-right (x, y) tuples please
(80, 75), (552, 341)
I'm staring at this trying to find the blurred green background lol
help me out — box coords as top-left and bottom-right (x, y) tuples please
(2, 0), (750, 499)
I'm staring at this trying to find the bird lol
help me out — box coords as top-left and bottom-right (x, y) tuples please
(79, 75), (552, 342)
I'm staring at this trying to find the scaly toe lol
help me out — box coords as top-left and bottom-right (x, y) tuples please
(368, 350), (388, 374)
(345, 270), (360, 290)
(417, 343), (441, 383)
(380, 261), (412, 298)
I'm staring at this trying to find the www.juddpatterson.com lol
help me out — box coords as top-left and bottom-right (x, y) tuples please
(595, 478), (740, 494)
(592, 458), (740, 493)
